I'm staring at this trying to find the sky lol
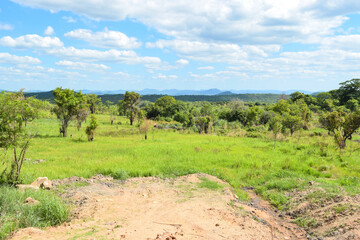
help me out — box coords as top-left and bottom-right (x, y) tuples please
(0, 0), (360, 92)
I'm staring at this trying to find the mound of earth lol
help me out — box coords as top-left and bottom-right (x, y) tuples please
(12, 173), (310, 240)
(285, 185), (360, 240)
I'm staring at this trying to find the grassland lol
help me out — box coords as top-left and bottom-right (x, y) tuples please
(19, 114), (360, 208)
(1, 113), (360, 239)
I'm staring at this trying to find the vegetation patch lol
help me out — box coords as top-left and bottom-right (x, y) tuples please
(0, 186), (69, 240)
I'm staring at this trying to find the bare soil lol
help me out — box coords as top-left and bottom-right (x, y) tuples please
(12, 173), (309, 240)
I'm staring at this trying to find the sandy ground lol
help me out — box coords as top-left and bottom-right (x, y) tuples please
(12, 173), (308, 240)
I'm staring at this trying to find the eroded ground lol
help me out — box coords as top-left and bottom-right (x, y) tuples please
(12, 174), (309, 240)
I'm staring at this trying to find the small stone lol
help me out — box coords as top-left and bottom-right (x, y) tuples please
(215, 223), (220, 227)
(24, 197), (40, 205)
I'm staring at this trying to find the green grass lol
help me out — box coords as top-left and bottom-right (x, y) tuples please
(9, 115), (360, 208)
(198, 177), (224, 190)
(0, 186), (69, 239)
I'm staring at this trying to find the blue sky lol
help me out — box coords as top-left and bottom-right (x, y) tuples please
(0, 0), (360, 92)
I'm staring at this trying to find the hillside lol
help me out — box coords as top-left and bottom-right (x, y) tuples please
(25, 91), (282, 103)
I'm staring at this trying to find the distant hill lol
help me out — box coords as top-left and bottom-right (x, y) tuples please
(25, 88), (315, 96)
(216, 91), (234, 95)
(25, 91), (282, 104)
(98, 93), (282, 104)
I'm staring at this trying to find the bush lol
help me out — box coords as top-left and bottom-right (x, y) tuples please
(0, 186), (69, 239)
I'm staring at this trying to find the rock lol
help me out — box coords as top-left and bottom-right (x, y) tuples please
(31, 177), (52, 190)
(24, 197), (40, 205)
(31, 177), (49, 187)
(17, 184), (39, 191)
(41, 180), (52, 190)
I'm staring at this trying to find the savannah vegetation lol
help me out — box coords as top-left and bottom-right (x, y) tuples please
(1, 79), (360, 238)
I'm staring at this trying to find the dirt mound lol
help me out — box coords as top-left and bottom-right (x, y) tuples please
(286, 186), (360, 240)
(12, 173), (307, 240)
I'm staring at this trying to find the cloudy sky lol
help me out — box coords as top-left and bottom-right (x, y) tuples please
(0, 0), (360, 92)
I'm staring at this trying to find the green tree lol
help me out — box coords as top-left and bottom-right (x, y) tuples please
(52, 87), (87, 137)
(320, 110), (360, 149)
(195, 116), (213, 134)
(345, 99), (359, 112)
(123, 91), (141, 125)
(269, 114), (282, 149)
(282, 113), (302, 136)
(86, 94), (101, 114)
(85, 115), (98, 141)
(334, 79), (360, 105)
(0, 91), (38, 183)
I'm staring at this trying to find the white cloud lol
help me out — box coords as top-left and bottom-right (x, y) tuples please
(56, 60), (110, 71)
(176, 59), (189, 65)
(198, 66), (214, 70)
(320, 34), (360, 51)
(147, 39), (280, 63)
(44, 26), (55, 35)
(0, 52), (41, 64)
(152, 73), (178, 80)
(46, 46), (161, 64)
(64, 28), (141, 49)
(10, 0), (357, 44)
(0, 24), (13, 30)
(62, 16), (76, 23)
(0, 34), (63, 49)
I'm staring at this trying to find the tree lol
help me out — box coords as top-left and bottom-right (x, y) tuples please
(86, 94), (101, 114)
(139, 119), (151, 140)
(123, 91), (141, 125)
(345, 99), (359, 112)
(319, 110), (360, 149)
(282, 113), (302, 136)
(52, 87), (87, 137)
(334, 79), (360, 105)
(269, 114), (282, 149)
(0, 91), (38, 183)
(117, 100), (126, 116)
(85, 115), (98, 141)
(195, 116), (213, 134)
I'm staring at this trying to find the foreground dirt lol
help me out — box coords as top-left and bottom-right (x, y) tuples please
(12, 174), (308, 240)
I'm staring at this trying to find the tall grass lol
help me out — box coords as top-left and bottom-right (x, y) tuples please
(0, 186), (69, 239)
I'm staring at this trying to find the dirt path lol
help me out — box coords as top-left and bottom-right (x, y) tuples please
(12, 174), (307, 240)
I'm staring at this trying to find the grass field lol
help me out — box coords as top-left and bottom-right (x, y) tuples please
(1, 113), (360, 239)
(18, 114), (360, 208)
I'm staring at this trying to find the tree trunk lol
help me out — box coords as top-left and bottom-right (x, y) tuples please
(145, 134), (147, 140)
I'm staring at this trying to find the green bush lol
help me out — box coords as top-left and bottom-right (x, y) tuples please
(0, 186), (69, 239)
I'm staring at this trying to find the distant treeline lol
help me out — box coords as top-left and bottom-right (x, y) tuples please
(25, 91), (282, 103)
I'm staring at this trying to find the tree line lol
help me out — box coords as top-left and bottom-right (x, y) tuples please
(1, 79), (360, 184)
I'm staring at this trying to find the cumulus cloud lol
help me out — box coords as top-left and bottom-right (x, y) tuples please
(147, 39), (280, 63)
(0, 34), (63, 49)
(10, 0), (357, 44)
(0, 52), (41, 64)
(0, 24), (13, 30)
(56, 60), (110, 71)
(46, 46), (161, 64)
(176, 59), (189, 65)
(64, 28), (141, 49)
(44, 26), (55, 35)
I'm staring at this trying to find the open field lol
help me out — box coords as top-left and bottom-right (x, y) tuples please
(2, 114), (360, 239)
(22, 115), (360, 203)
